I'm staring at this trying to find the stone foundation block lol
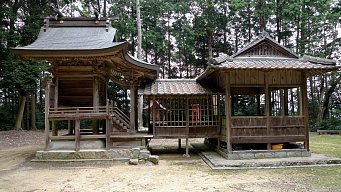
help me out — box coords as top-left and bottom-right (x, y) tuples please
(129, 159), (139, 165)
(148, 155), (159, 164)
(139, 150), (151, 159)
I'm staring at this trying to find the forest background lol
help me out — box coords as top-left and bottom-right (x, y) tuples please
(0, 0), (340, 131)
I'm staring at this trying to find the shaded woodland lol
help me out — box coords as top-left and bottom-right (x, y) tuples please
(0, 0), (340, 131)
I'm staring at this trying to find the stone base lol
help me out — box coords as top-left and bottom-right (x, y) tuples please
(48, 140), (105, 150)
(34, 147), (159, 165)
(217, 149), (311, 160)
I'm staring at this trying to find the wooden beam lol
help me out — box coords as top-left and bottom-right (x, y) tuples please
(301, 73), (309, 150)
(225, 72), (232, 153)
(231, 135), (305, 144)
(44, 80), (51, 151)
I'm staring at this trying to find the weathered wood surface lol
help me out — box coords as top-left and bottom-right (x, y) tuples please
(220, 116), (305, 143)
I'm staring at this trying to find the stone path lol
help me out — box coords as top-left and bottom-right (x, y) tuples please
(192, 143), (341, 169)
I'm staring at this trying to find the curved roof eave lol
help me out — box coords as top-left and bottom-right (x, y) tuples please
(10, 42), (127, 59)
(124, 53), (160, 72)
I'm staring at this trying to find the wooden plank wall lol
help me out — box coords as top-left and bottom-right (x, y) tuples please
(229, 70), (301, 86)
(58, 78), (93, 107)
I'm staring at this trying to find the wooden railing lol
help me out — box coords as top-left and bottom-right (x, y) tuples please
(49, 106), (108, 119)
(110, 107), (130, 130)
(221, 116), (305, 144)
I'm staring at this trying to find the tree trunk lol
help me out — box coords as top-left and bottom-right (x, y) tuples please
(31, 92), (37, 130)
(103, 0), (107, 17)
(14, 95), (26, 130)
(317, 73), (340, 122)
(136, 0), (142, 59)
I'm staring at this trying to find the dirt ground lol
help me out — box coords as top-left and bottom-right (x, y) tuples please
(0, 130), (340, 192)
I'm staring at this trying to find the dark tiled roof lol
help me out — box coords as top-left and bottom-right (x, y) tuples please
(218, 58), (337, 70)
(15, 27), (118, 50)
(139, 79), (214, 96)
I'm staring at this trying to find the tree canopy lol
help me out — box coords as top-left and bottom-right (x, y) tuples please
(0, 0), (340, 130)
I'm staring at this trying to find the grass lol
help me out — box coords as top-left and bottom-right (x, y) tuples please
(309, 133), (341, 158)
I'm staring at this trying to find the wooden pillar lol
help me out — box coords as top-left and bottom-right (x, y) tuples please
(256, 94), (261, 115)
(67, 120), (73, 135)
(298, 87), (303, 116)
(93, 76), (100, 134)
(44, 80), (51, 151)
(217, 94), (221, 149)
(284, 89), (289, 115)
(138, 94), (144, 130)
(280, 89), (285, 116)
(75, 119), (80, 151)
(265, 75), (271, 150)
(184, 96), (190, 157)
(225, 72), (232, 153)
(51, 78), (59, 137)
(152, 97), (156, 135)
(52, 121), (58, 136)
(130, 84), (138, 132)
(54, 77), (58, 111)
(106, 118), (111, 150)
(301, 73), (309, 150)
(178, 138), (181, 150)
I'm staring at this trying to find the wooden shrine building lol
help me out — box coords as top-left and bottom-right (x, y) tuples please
(12, 18), (339, 159)
(12, 17), (159, 151)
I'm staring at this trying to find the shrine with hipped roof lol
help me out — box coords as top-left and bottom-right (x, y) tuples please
(12, 18), (339, 159)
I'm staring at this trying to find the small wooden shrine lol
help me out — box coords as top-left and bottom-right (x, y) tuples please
(12, 18), (339, 159)
(12, 17), (159, 151)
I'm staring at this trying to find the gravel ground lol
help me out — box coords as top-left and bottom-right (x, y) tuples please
(0, 130), (340, 192)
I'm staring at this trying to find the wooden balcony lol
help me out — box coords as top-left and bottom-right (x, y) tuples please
(48, 106), (109, 120)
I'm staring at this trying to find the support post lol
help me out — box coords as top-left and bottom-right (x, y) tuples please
(301, 73), (309, 150)
(265, 74), (271, 150)
(184, 96), (190, 157)
(54, 77), (58, 111)
(152, 97), (156, 135)
(67, 120), (73, 135)
(106, 118), (111, 150)
(225, 72), (232, 153)
(44, 79), (51, 151)
(93, 76), (100, 134)
(138, 94), (143, 130)
(280, 89), (285, 116)
(52, 120), (58, 136)
(284, 89), (289, 115)
(75, 119), (80, 151)
(178, 138), (181, 150)
(130, 84), (138, 132)
(217, 94), (221, 149)
(256, 94), (261, 116)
